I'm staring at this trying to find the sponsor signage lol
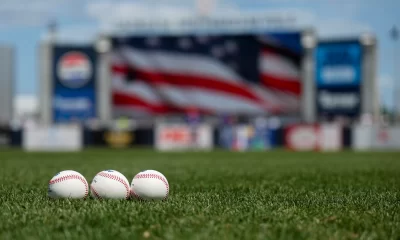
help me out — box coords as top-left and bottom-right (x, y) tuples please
(316, 41), (362, 87)
(84, 128), (153, 147)
(219, 121), (274, 151)
(285, 124), (342, 151)
(352, 125), (400, 150)
(234, 125), (271, 151)
(230, 125), (271, 151)
(57, 51), (93, 88)
(316, 87), (361, 116)
(315, 40), (363, 118)
(23, 125), (82, 151)
(155, 124), (213, 151)
(104, 131), (134, 148)
(52, 46), (97, 123)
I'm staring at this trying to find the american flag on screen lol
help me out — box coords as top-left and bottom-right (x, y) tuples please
(110, 33), (302, 117)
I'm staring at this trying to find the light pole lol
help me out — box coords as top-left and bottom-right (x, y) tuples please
(390, 25), (399, 124)
(95, 34), (112, 126)
(300, 28), (317, 123)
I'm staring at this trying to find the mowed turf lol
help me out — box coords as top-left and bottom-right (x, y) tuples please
(0, 149), (399, 240)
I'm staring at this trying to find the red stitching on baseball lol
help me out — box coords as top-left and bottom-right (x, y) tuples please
(91, 185), (102, 200)
(98, 172), (130, 199)
(134, 173), (169, 200)
(49, 174), (89, 198)
(131, 189), (145, 201)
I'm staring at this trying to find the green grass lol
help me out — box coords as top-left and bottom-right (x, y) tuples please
(0, 149), (399, 240)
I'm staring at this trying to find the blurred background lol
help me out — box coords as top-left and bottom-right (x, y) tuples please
(0, 0), (399, 152)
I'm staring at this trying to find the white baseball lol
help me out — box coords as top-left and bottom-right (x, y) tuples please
(131, 170), (169, 201)
(90, 170), (130, 200)
(48, 170), (89, 199)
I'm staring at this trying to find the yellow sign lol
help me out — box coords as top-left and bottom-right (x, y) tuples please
(104, 131), (134, 148)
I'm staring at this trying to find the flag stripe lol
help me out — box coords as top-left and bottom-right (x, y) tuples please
(113, 91), (171, 114)
(261, 73), (301, 95)
(260, 48), (301, 95)
(112, 76), (163, 104)
(260, 50), (300, 79)
(113, 86), (271, 114)
(119, 47), (242, 84)
(112, 65), (269, 105)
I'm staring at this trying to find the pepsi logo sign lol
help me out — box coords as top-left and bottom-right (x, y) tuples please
(57, 51), (92, 88)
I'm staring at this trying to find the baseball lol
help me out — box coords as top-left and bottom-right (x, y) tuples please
(48, 170), (89, 199)
(131, 170), (169, 201)
(90, 170), (130, 200)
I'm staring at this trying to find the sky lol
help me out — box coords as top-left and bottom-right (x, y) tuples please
(0, 0), (399, 110)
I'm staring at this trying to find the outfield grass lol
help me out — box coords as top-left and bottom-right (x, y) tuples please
(0, 149), (399, 240)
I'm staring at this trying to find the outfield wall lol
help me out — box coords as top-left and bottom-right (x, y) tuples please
(4, 123), (399, 151)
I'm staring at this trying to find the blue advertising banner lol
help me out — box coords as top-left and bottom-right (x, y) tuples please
(52, 46), (97, 123)
(316, 41), (362, 87)
(315, 40), (363, 118)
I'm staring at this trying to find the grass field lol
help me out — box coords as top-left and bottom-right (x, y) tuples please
(0, 149), (399, 240)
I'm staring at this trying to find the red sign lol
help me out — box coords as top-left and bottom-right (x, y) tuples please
(159, 127), (191, 143)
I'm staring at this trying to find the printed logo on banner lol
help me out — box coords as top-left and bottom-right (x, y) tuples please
(316, 87), (361, 116)
(53, 95), (93, 111)
(286, 125), (318, 151)
(232, 125), (271, 151)
(373, 127), (400, 149)
(104, 131), (134, 148)
(52, 90), (96, 122)
(160, 127), (191, 144)
(57, 51), (93, 89)
(155, 124), (212, 151)
(285, 124), (342, 151)
(316, 42), (362, 87)
(318, 90), (360, 109)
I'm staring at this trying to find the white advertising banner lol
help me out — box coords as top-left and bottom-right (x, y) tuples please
(155, 123), (213, 151)
(372, 127), (400, 150)
(319, 124), (342, 151)
(285, 124), (342, 151)
(352, 125), (373, 150)
(353, 125), (400, 150)
(23, 125), (82, 151)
